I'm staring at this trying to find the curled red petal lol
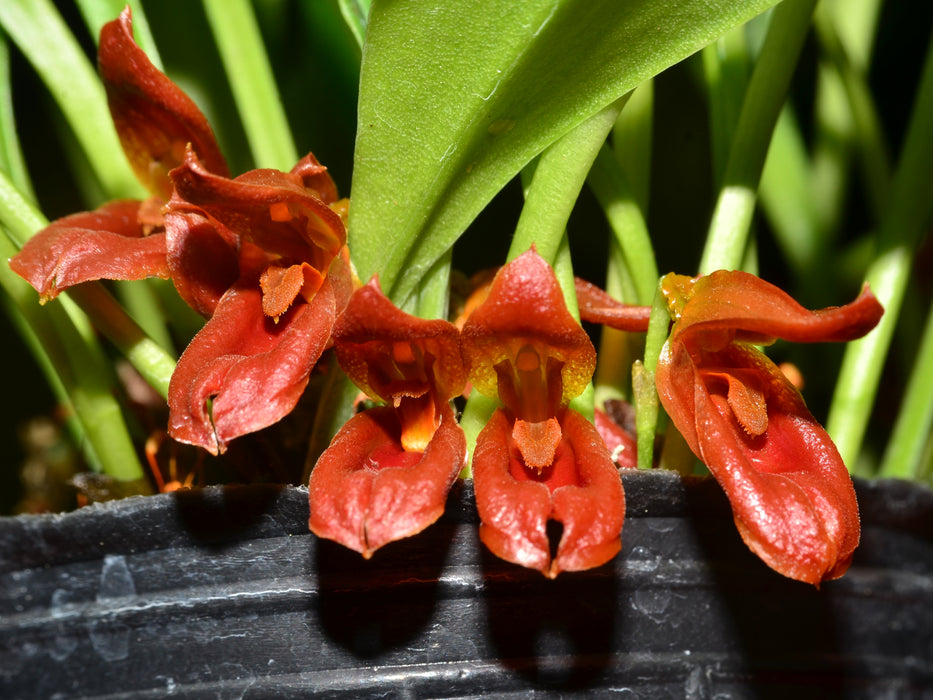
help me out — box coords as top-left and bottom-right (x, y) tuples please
(472, 407), (625, 577)
(334, 277), (467, 405)
(308, 403), (466, 557)
(167, 277), (336, 454)
(99, 7), (228, 199)
(668, 270), (884, 346)
(575, 277), (651, 331)
(656, 340), (859, 584)
(290, 152), (339, 205)
(169, 149), (345, 267)
(9, 200), (168, 300)
(461, 248), (595, 405)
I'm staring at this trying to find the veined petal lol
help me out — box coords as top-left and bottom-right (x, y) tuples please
(473, 407), (625, 577)
(665, 270), (884, 346)
(656, 340), (859, 584)
(308, 403), (467, 557)
(10, 200), (169, 301)
(461, 248), (595, 406)
(169, 149), (345, 269)
(99, 7), (228, 200)
(167, 277), (336, 454)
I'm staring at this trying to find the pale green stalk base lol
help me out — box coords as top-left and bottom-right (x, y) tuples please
(636, 285), (670, 471)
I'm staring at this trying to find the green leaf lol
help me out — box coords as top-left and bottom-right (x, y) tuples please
(350, 0), (781, 307)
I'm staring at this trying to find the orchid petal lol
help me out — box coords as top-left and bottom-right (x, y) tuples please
(9, 200), (168, 301)
(473, 407), (625, 577)
(167, 277), (336, 454)
(575, 276), (651, 331)
(334, 277), (467, 405)
(461, 249), (595, 406)
(169, 149), (345, 268)
(290, 152), (339, 204)
(308, 403), (466, 557)
(99, 8), (228, 200)
(665, 270), (884, 346)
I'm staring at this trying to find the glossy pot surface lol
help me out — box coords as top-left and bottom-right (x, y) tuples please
(1, 470), (931, 698)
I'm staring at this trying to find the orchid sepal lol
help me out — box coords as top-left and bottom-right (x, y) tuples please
(308, 403), (467, 558)
(472, 407), (625, 577)
(99, 6), (229, 200)
(9, 200), (170, 302)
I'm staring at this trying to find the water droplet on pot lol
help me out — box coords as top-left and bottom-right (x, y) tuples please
(97, 554), (136, 600)
(631, 586), (672, 623)
(89, 621), (131, 661)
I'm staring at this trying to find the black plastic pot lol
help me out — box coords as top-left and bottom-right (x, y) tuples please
(1, 470), (931, 698)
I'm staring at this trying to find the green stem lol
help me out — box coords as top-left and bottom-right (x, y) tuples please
(0, 231), (143, 480)
(203, 0), (297, 170)
(457, 392), (499, 479)
(827, 33), (933, 468)
(0, 0), (142, 199)
(635, 283), (670, 471)
(611, 81), (653, 213)
(879, 298), (933, 479)
(813, 3), (891, 222)
(699, 0), (817, 274)
(702, 24), (751, 187)
(0, 36), (33, 199)
(586, 145), (658, 306)
(114, 280), (174, 353)
(508, 93), (630, 280)
(590, 82), (654, 405)
(67, 285), (174, 399)
(0, 171), (176, 399)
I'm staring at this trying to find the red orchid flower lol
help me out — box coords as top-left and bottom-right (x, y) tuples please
(308, 278), (467, 557)
(461, 249), (626, 577)
(9, 7), (227, 300)
(654, 270), (884, 585)
(164, 149), (352, 454)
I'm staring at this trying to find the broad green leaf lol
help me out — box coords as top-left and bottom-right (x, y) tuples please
(350, 0), (781, 307)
